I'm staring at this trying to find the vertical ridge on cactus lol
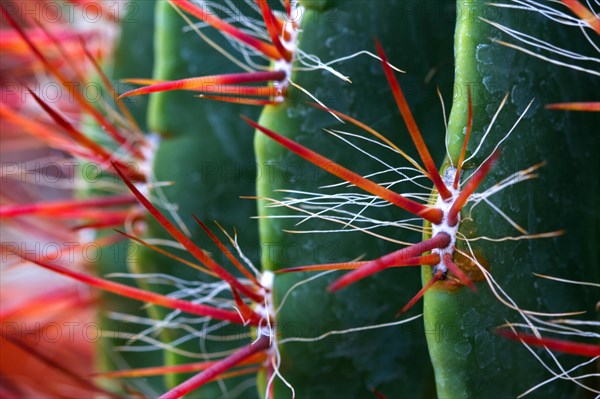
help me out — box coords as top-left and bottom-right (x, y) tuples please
(453, 88), (473, 189)
(421, 1), (600, 396)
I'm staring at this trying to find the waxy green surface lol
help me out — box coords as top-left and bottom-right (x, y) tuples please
(134, 1), (262, 397)
(102, 1), (600, 397)
(424, 1), (599, 398)
(256, 1), (455, 397)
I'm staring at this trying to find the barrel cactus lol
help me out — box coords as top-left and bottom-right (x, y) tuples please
(1, 1), (598, 398)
